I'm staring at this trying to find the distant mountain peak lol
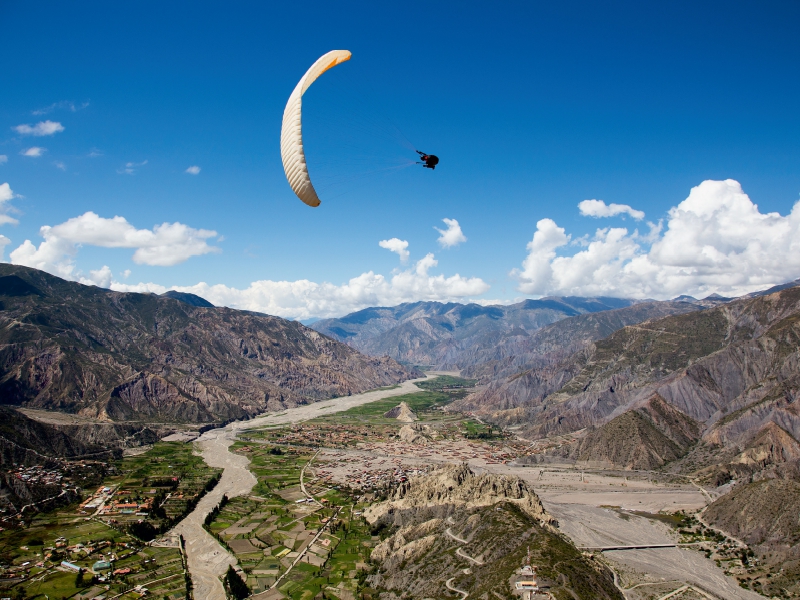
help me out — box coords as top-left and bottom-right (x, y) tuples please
(160, 290), (214, 307)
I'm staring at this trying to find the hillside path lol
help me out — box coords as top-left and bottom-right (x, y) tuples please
(170, 372), (444, 600)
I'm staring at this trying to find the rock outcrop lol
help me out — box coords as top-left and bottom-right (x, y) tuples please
(365, 465), (621, 599)
(383, 401), (417, 422)
(364, 463), (553, 527)
(397, 423), (429, 445)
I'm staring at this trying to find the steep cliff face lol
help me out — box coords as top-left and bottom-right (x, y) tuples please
(0, 265), (416, 423)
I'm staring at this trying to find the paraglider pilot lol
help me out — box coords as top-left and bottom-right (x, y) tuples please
(416, 150), (439, 170)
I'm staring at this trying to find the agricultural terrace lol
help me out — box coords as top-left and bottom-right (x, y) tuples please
(0, 441), (219, 600)
(208, 443), (379, 599)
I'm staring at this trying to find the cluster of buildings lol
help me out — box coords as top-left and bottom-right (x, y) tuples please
(314, 453), (431, 490)
(10, 464), (65, 486)
(79, 486), (156, 516)
(256, 423), (384, 448)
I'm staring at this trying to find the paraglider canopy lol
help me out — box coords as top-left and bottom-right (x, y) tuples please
(280, 50), (352, 208)
(416, 150), (439, 170)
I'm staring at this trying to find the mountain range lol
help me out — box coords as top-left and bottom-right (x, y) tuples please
(0, 265), (415, 424)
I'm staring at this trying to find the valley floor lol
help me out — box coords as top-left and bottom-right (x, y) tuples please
(165, 373), (764, 600)
(164, 373), (443, 600)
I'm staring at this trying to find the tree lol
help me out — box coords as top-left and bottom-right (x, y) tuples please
(75, 567), (85, 587)
(224, 565), (250, 600)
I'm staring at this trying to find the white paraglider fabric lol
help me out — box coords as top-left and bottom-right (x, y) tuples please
(280, 50), (351, 207)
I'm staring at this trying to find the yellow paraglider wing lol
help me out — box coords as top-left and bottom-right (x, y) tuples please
(280, 50), (352, 207)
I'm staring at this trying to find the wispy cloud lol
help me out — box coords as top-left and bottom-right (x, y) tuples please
(54, 161), (67, 171)
(117, 160), (148, 175)
(32, 101), (89, 115)
(0, 155), (7, 165)
(21, 147), (46, 157)
(87, 148), (103, 158)
(185, 165), (201, 175)
(14, 120), (65, 137)
(578, 199), (645, 221)
(435, 218), (467, 248)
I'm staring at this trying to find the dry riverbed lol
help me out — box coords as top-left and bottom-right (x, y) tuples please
(167, 373), (443, 600)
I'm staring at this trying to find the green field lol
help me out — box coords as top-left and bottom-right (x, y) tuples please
(414, 375), (477, 391)
(204, 442), (376, 599)
(0, 442), (218, 599)
(323, 390), (453, 420)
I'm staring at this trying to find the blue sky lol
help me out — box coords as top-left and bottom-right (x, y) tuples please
(2, 1), (799, 318)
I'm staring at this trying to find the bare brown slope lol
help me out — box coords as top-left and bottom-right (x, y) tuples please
(468, 287), (800, 453)
(450, 301), (699, 413)
(704, 477), (800, 596)
(0, 265), (415, 423)
(548, 397), (701, 470)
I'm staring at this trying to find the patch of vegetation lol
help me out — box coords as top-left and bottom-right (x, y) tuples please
(205, 442), (376, 598)
(415, 375), (477, 391)
(0, 440), (220, 599)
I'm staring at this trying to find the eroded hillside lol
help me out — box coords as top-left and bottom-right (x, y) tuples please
(0, 265), (416, 423)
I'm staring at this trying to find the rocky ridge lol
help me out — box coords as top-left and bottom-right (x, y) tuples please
(311, 297), (641, 368)
(365, 464), (621, 599)
(364, 463), (553, 527)
(465, 286), (800, 453)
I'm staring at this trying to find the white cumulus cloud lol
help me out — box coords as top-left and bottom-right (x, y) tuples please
(513, 180), (800, 299)
(79, 265), (113, 288)
(110, 252), (489, 320)
(379, 238), (410, 262)
(9, 212), (220, 279)
(578, 199), (645, 221)
(0, 183), (20, 226)
(0, 235), (10, 261)
(21, 147), (45, 157)
(435, 218), (467, 248)
(14, 121), (64, 137)
(185, 165), (201, 175)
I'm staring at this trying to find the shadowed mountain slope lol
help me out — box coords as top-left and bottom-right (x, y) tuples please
(0, 265), (415, 423)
